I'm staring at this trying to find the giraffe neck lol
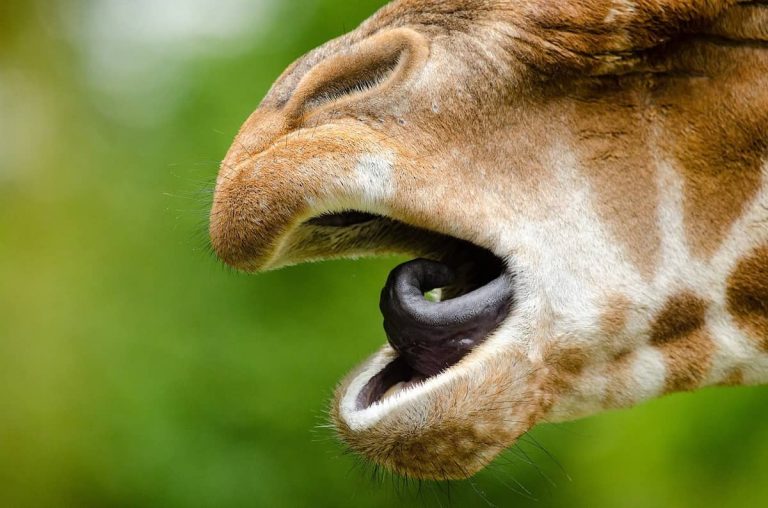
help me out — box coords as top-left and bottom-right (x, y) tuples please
(487, 34), (768, 421)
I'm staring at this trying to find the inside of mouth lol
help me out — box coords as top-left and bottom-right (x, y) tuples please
(307, 210), (379, 228)
(306, 211), (516, 410)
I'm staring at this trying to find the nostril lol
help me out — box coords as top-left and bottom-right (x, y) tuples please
(286, 28), (429, 119)
(301, 53), (401, 113)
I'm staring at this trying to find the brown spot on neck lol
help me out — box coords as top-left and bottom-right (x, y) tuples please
(650, 293), (713, 393)
(727, 245), (768, 352)
(542, 345), (589, 396)
(601, 295), (632, 343)
(650, 293), (707, 346)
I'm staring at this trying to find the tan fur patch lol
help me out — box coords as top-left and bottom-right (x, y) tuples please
(602, 298), (630, 338)
(567, 82), (661, 277)
(600, 295), (633, 349)
(707, 4), (768, 43)
(600, 298), (635, 408)
(719, 368), (745, 387)
(541, 345), (590, 397)
(650, 293), (713, 393)
(654, 42), (768, 258)
(603, 350), (637, 408)
(727, 245), (768, 352)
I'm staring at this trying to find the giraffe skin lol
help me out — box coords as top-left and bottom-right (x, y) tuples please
(209, 0), (768, 479)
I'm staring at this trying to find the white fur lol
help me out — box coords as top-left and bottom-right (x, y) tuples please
(605, 0), (637, 23)
(341, 147), (768, 430)
(706, 160), (768, 385)
(355, 151), (395, 205)
(628, 346), (668, 401)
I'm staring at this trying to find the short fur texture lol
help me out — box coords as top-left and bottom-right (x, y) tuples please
(210, 0), (768, 480)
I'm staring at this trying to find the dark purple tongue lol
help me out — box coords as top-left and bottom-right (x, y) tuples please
(379, 258), (515, 378)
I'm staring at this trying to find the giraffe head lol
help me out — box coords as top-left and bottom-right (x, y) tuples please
(210, 0), (768, 480)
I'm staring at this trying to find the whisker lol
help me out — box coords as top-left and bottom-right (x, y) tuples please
(521, 433), (571, 482)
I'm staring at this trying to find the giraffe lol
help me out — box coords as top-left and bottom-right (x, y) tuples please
(209, 0), (768, 480)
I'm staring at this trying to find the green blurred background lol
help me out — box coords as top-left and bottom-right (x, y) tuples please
(1, 1), (767, 506)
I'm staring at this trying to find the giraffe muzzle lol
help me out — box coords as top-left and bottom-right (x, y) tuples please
(208, 16), (535, 480)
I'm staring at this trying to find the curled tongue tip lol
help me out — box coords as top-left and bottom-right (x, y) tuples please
(379, 258), (515, 378)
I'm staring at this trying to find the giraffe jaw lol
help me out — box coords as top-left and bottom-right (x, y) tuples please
(285, 211), (534, 480)
(211, 187), (536, 479)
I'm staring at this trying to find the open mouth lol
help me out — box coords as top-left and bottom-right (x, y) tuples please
(209, 145), (530, 479)
(305, 210), (516, 410)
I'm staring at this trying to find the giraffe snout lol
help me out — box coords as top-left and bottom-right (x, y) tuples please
(209, 164), (303, 271)
(209, 122), (400, 271)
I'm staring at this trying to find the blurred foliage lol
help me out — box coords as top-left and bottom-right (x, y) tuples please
(1, 1), (767, 507)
